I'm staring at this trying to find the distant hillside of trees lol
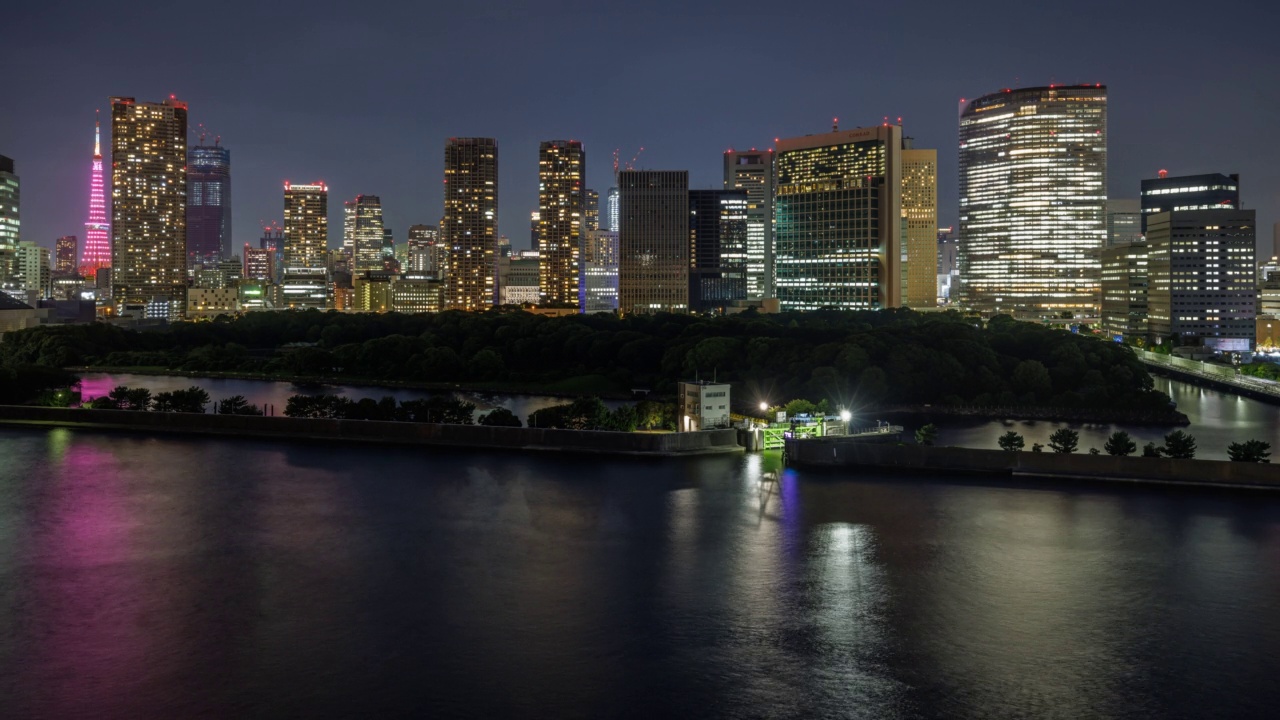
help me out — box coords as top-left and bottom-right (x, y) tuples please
(0, 308), (1174, 415)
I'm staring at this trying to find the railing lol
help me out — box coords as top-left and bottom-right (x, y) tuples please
(1135, 349), (1280, 398)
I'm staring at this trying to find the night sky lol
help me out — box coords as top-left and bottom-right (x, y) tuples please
(6, 0), (1279, 256)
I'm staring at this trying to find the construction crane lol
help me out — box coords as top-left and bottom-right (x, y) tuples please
(612, 146), (647, 185)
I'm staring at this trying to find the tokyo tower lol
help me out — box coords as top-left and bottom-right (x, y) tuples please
(80, 111), (110, 277)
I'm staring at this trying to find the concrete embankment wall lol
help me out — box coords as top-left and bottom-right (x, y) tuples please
(786, 437), (1279, 490)
(0, 406), (743, 457)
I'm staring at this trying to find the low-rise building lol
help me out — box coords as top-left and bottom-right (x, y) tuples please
(391, 274), (444, 314)
(676, 380), (731, 432)
(187, 287), (240, 319)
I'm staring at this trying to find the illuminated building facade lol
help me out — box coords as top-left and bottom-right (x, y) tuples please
(14, 242), (50, 297)
(901, 142), (937, 308)
(350, 195), (385, 271)
(110, 96), (189, 316)
(584, 189), (600, 231)
(278, 267), (329, 309)
(581, 229), (619, 313)
(243, 244), (275, 282)
(1100, 240), (1147, 340)
(723, 150), (774, 298)
(497, 252), (541, 306)
(774, 124), (903, 311)
(618, 170), (689, 314)
(958, 85), (1107, 317)
(688, 189), (748, 313)
(1147, 209), (1256, 350)
(443, 137), (498, 310)
(283, 182), (328, 270)
(605, 186), (619, 232)
(538, 140), (585, 307)
(186, 142), (231, 265)
(55, 236), (78, 275)
(391, 274), (445, 313)
(1106, 199), (1143, 248)
(407, 224), (442, 274)
(0, 155), (17, 249)
(1140, 172), (1239, 232)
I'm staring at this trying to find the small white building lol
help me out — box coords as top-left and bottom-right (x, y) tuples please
(677, 381), (731, 432)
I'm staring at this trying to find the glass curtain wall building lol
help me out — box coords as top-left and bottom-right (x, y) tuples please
(688, 189), (748, 312)
(186, 143), (231, 265)
(958, 85), (1107, 317)
(351, 195), (386, 272)
(774, 124), (902, 311)
(618, 170), (689, 314)
(723, 150), (774, 299)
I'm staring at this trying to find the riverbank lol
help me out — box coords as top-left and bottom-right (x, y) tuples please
(0, 406), (742, 457)
(74, 366), (639, 401)
(784, 436), (1277, 491)
(878, 404), (1190, 426)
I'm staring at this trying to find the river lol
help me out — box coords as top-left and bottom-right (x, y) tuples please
(79, 373), (1280, 460)
(0, 428), (1278, 718)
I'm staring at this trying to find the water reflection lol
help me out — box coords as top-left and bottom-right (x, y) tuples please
(1, 430), (1279, 717)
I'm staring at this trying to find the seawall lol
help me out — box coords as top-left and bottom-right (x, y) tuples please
(0, 406), (743, 457)
(785, 437), (1278, 491)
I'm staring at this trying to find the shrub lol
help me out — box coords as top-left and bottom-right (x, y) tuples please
(479, 407), (522, 427)
(915, 423), (938, 446)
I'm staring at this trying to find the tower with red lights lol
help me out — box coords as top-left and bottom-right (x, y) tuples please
(80, 113), (110, 277)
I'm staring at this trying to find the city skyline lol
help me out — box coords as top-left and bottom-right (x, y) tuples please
(4, 1), (1277, 257)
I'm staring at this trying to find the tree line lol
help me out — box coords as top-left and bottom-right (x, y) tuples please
(0, 308), (1179, 417)
(993, 428), (1271, 463)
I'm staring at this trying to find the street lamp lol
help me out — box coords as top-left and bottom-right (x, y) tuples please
(839, 410), (851, 422)
(759, 401), (769, 412)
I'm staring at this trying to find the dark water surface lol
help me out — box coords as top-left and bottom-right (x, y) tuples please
(2, 428), (1279, 718)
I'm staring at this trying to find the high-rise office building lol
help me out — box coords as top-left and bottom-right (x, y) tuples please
(937, 227), (958, 303)
(723, 149), (774, 299)
(0, 155), (19, 248)
(1147, 209), (1256, 350)
(688, 189), (748, 312)
(54, 236), (78, 275)
(958, 85), (1107, 317)
(538, 140), (585, 307)
(774, 124), (903, 311)
(110, 96), (189, 315)
(901, 140), (938, 308)
(283, 182), (329, 270)
(584, 188), (600, 231)
(1100, 240), (1148, 340)
(81, 116), (110, 276)
(618, 170), (688, 314)
(243, 244), (275, 282)
(605, 186), (620, 232)
(259, 223), (285, 283)
(1106, 199), (1143, 248)
(14, 241), (50, 297)
(186, 141), (232, 265)
(581, 229), (619, 313)
(350, 195), (385, 271)
(407, 224), (443, 274)
(1140, 171), (1239, 232)
(443, 137), (498, 310)
(342, 199), (356, 253)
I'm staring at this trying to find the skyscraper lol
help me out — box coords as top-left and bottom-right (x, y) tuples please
(1140, 171), (1239, 231)
(443, 137), (498, 311)
(81, 115), (110, 276)
(54, 236), (77, 275)
(774, 124), (903, 311)
(186, 140), (232, 265)
(581, 229), (619, 313)
(350, 195), (386, 271)
(0, 155), (18, 248)
(584, 188), (600, 231)
(1106, 199), (1143, 247)
(688, 189), (748, 312)
(1147, 209), (1256, 350)
(283, 182), (329, 270)
(901, 140), (938, 308)
(723, 149), (774, 299)
(538, 140), (585, 306)
(407, 224), (442, 274)
(110, 96), (189, 316)
(958, 85), (1107, 317)
(605, 186), (620, 232)
(618, 170), (688, 314)
(530, 211), (540, 252)
(1100, 239), (1147, 341)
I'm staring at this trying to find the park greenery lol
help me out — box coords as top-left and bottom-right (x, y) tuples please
(85, 385), (210, 413)
(0, 308), (1181, 418)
